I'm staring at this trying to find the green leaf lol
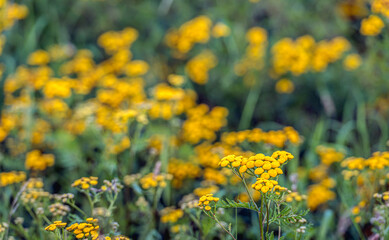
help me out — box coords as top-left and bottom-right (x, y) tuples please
(217, 198), (257, 211)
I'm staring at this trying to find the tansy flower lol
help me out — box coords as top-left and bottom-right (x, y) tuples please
(360, 15), (384, 36)
(343, 54), (362, 71)
(275, 78), (294, 94)
(212, 22), (230, 38)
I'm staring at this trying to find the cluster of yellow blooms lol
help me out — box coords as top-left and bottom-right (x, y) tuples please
(71, 176), (99, 190)
(198, 193), (220, 211)
(24, 150), (55, 171)
(139, 173), (172, 189)
(0, 0), (28, 55)
(306, 147), (342, 210)
(358, 0), (389, 36)
(186, 50), (218, 84)
(234, 27), (268, 77)
(350, 201), (367, 223)
(168, 158), (202, 188)
(252, 179), (286, 194)
(340, 152), (389, 210)
(65, 218), (100, 239)
(271, 35), (351, 76)
(236, 190), (261, 203)
(372, 0), (389, 17)
(221, 126), (301, 148)
(149, 83), (196, 120)
(203, 168), (228, 185)
(342, 151), (389, 171)
(219, 151), (293, 193)
(0, 171), (26, 187)
(165, 16), (212, 54)
(193, 184), (219, 197)
(316, 146), (345, 166)
(21, 178), (50, 204)
(285, 191), (307, 203)
(0, 113), (17, 142)
(98, 28), (138, 54)
(106, 136), (131, 155)
(360, 15), (385, 36)
(181, 104), (228, 144)
(307, 178), (336, 210)
(44, 220), (67, 231)
(160, 207), (184, 223)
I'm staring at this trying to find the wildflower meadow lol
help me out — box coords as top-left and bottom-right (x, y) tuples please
(1, 0), (389, 239)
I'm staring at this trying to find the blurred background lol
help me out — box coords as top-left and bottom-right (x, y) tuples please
(2, 0), (389, 239)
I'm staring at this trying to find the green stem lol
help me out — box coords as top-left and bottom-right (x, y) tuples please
(266, 199), (270, 235)
(86, 192), (94, 216)
(209, 213), (237, 240)
(67, 201), (87, 218)
(260, 196), (264, 240)
(239, 82), (262, 130)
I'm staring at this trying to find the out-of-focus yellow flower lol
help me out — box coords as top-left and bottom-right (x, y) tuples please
(360, 15), (384, 36)
(343, 54), (362, 71)
(160, 207), (184, 223)
(212, 22), (230, 38)
(25, 150), (55, 171)
(275, 78), (294, 94)
(372, 0), (389, 18)
(0, 171), (26, 187)
(186, 50), (217, 84)
(165, 16), (212, 54)
(168, 74), (185, 86)
(27, 50), (50, 65)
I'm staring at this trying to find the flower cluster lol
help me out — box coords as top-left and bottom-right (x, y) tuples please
(234, 27), (267, 78)
(198, 194), (219, 211)
(221, 127), (301, 148)
(66, 218), (100, 239)
(252, 179), (286, 194)
(21, 178), (51, 204)
(160, 207), (184, 223)
(168, 158), (202, 188)
(360, 15), (384, 36)
(181, 105), (228, 144)
(0, 171), (26, 187)
(164, 16), (212, 54)
(219, 151), (293, 179)
(307, 178), (336, 210)
(48, 203), (71, 217)
(186, 50), (218, 84)
(285, 191), (307, 202)
(139, 173), (172, 189)
(25, 150), (55, 171)
(149, 84), (196, 120)
(72, 176), (99, 190)
(271, 35), (350, 76)
(45, 220), (67, 231)
(316, 146), (344, 166)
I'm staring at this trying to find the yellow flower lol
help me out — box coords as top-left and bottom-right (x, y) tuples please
(25, 150), (55, 171)
(360, 15), (384, 36)
(212, 22), (230, 38)
(275, 79), (294, 94)
(27, 50), (50, 65)
(160, 207), (184, 223)
(343, 54), (362, 71)
(186, 50), (217, 85)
